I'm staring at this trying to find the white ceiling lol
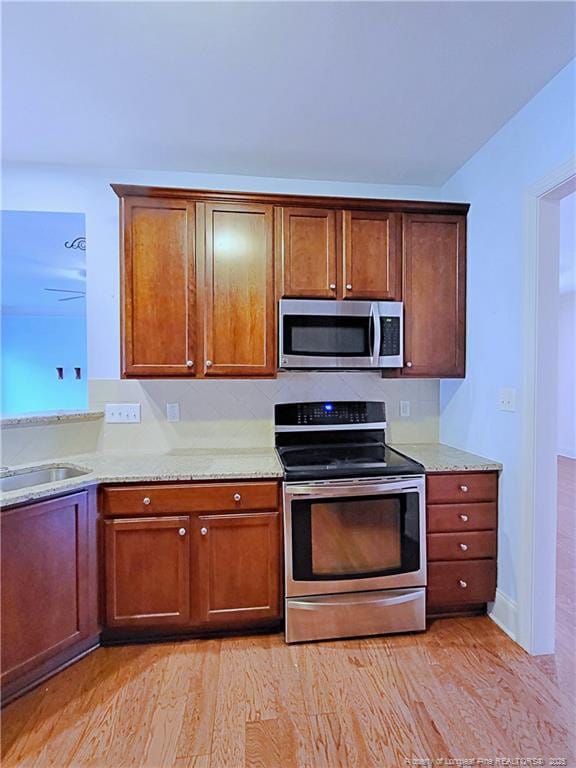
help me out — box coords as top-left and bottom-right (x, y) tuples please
(1, 211), (86, 317)
(3, 2), (575, 186)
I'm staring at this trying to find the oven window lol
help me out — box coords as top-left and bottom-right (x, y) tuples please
(283, 316), (370, 357)
(291, 492), (420, 581)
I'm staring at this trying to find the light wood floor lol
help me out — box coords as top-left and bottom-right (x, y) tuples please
(2, 460), (575, 767)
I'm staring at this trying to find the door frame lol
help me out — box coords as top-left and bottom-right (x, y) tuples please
(516, 157), (575, 654)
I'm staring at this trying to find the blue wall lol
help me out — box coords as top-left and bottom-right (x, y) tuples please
(1, 315), (87, 415)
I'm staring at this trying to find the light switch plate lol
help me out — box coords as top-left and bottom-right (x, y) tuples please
(166, 402), (180, 422)
(400, 400), (411, 418)
(498, 388), (516, 412)
(105, 403), (141, 423)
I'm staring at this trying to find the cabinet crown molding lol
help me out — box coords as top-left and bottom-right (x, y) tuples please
(111, 184), (470, 216)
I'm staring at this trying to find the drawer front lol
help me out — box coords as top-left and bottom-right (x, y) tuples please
(101, 482), (279, 517)
(426, 472), (498, 504)
(427, 531), (496, 562)
(427, 560), (496, 607)
(427, 502), (497, 533)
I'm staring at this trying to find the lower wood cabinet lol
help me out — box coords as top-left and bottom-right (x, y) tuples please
(426, 471), (498, 616)
(104, 516), (191, 628)
(101, 481), (282, 638)
(191, 511), (281, 629)
(1, 490), (99, 705)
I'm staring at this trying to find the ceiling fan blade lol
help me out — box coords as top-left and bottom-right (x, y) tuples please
(58, 295), (85, 302)
(44, 288), (86, 295)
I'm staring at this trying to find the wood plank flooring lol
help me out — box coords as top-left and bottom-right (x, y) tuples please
(2, 459), (574, 767)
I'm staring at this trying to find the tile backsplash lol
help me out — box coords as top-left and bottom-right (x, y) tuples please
(89, 373), (439, 452)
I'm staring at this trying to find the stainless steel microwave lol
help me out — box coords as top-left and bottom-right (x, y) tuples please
(279, 299), (403, 369)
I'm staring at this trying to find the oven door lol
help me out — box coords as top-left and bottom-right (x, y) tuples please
(284, 476), (425, 597)
(279, 299), (380, 369)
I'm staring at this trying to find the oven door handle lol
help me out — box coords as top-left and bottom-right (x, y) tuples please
(290, 590), (422, 610)
(286, 481), (421, 499)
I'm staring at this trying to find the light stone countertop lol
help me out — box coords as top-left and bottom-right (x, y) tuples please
(391, 442), (502, 473)
(0, 442), (501, 508)
(1, 410), (104, 428)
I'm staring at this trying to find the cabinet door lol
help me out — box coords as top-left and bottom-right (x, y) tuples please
(281, 207), (337, 298)
(402, 214), (466, 377)
(192, 511), (281, 628)
(104, 516), (190, 628)
(1, 493), (91, 687)
(342, 211), (401, 300)
(121, 196), (196, 377)
(202, 202), (275, 377)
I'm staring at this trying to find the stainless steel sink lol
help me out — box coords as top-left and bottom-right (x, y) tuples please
(0, 466), (90, 492)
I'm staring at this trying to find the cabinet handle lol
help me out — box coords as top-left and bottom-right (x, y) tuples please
(186, 360), (194, 368)
(233, 493), (241, 502)
(459, 514), (469, 522)
(329, 284), (336, 290)
(178, 527), (186, 537)
(346, 283), (352, 290)
(460, 485), (469, 493)
(459, 580), (468, 589)
(206, 360), (213, 367)
(406, 361), (413, 368)
(200, 527), (208, 536)
(459, 543), (468, 551)
(143, 497), (151, 506)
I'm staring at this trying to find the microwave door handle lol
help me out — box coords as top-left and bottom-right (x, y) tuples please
(370, 303), (381, 366)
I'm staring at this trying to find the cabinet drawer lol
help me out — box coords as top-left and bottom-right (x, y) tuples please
(101, 482), (279, 517)
(426, 472), (497, 504)
(427, 561), (496, 607)
(427, 531), (496, 562)
(427, 502), (497, 533)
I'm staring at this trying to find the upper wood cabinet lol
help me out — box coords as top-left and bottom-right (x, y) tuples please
(401, 214), (466, 378)
(280, 207), (337, 298)
(201, 202), (275, 377)
(342, 211), (401, 300)
(121, 196), (196, 377)
(278, 207), (401, 300)
(117, 191), (275, 378)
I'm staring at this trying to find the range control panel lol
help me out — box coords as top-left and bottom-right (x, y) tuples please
(275, 401), (386, 427)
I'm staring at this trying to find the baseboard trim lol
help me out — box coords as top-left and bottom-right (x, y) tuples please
(488, 588), (518, 642)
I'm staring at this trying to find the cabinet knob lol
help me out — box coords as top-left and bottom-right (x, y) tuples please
(178, 527), (186, 537)
(206, 360), (213, 367)
(346, 283), (352, 290)
(459, 543), (468, 551)
(233, 493), (241, 502)
(186, 360), (194, 368)
(459, 580), (468, 589)
(459, 514), (469, 522)
(329, 284), (336, 290)
(406, 361), (413, 368)
(460, 485), (469, 493)
(143, 497), (151, 506)
(200, 527), (208, 536)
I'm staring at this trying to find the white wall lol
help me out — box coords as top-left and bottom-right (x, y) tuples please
(2, 164), (438, 380)
(558, 291), (576, 458)
(439, 59), (576, 606)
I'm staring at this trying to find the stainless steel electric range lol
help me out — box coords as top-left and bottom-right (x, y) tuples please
(275, 401), (427, 643)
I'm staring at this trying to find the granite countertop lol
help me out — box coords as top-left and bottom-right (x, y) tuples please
(1, 410), (104, 428)
(0, 448), (284, 508)
(0, 442), (501, 509)
(391, 442), (502, 473)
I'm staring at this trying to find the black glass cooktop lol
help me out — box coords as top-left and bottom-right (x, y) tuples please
(277, 442), (424, 480)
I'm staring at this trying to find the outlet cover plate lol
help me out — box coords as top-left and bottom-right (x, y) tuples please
(498, 388), (516, 412)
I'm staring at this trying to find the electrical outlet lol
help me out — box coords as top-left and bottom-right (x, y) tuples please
(400, 400), (411, 418)
(166, 402), (180, 422)
(498, 388), (516, 412)
(105, 403), (141, 423)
